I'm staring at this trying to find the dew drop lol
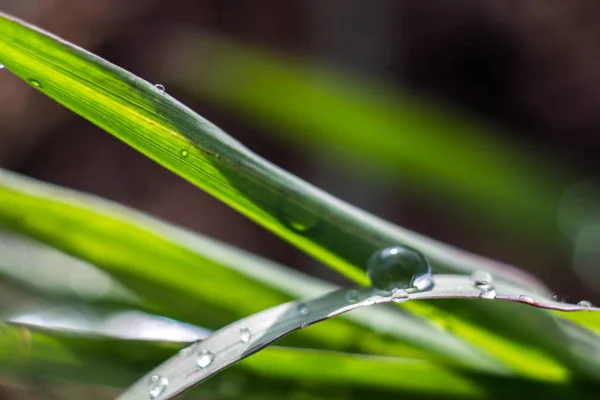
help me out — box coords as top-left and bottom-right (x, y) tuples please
(239, 327), (252, 343)
(148, 375), (168, 399)
(155, 84), (166, 93)
(479, 288), (497, 300)
(391, 289), (409, 303)
(179, 149), (189, 158)
(367, 246), (432, 292)
(297, 303), (310, 316)
(470, 270), (493, 290)
(0, 64), (4, 69)
(28, 79), (41, 88)
(346, 289), (361, 304)
(300, 322), (309, 329)
(196, 349), (215, 369)
(578, 300), (593, 307)
(517, 294), (534, 304)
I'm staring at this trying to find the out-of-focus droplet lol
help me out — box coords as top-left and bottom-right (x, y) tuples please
(346, 289), (360, 304)
(391, 289), (409, 303)
(179, 149), (189, 158)
(197, 349), (215, 369)
(578, 300), (593, 307)
(479, 289), (497, 300)
(239, 327), (252, 343)
(148, 375), (168, 399)
(297, 303), (310, 316)
(517, 294), (534, 304)
(28, 79), (41, 88)
(367, 246), (432, 292)
(470, 270), (493, 290)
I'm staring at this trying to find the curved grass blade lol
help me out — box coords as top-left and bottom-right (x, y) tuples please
(0, 168), (500, 370)
(0, 12), (544, 288)
(0, 324), (516, 399)
(119, 277), (600, 399)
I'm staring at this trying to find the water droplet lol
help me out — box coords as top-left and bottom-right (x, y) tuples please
(578, 300), (593, 307)
(391, 289), (409, 303)
(346, 289), (361, 304)
(179, 149), (189, 158)
(148, 375), (168, 399)
(367, 246), (432, 292)
(297, 303), (310, 316)
(470, 270), (493, 290)
(479, 288), (497, 300)
(278, 200), (317, 233)
(300, 322), (309, 329)
(196, 349), (215, 369)
(239, 327), (252, 343)
(28, 79), (41, 88)
(0, 64), (4, 69)
(155, 84), (166, 93)
(517, 294), (534, 304)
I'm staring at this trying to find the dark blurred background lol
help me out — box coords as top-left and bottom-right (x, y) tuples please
(2, 2), (600, 395)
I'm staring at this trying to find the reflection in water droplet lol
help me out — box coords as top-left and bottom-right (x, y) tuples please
(28, 79), (41, 88)
(148, 375), (168, 399)
(470, 270), (493, 290)
(367, 246), (432, 292)
(197, 349), (215, 369)
(239, 327), (252, 343)
(297, 303), (310, 316)
(479, 289), (497, 300)
(346, 290), (360, 304)
(155, 84), (166, 93)
(517, 294), (534, 304)
(391, 289), (409, 303)
(179, 149), (189, 158)
(578, 300), (593, 307)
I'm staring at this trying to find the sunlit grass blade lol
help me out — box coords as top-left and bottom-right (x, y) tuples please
(0, 324), (594, 399)
(0, 12), (544, 289)
(162, 32), (568, 240)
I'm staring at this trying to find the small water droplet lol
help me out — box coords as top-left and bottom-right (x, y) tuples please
(578, 300), (593, 307)
(239, 327), (252, 343)
(391, 289), (409, 303)
(196, 349), (215, 369)
(470, 270), (493, 290)
(28, 79), (41, 88)
(297, 303), (310, 316)
(479, 288), (497, 300)
(517, 294), (534, 304)
(367, 246), (432, 292)
(300, 322), (309, 329)
(179, 149), (189, 158)
(148, 375), (168, 399)
(155, 84), (166, 93)
(0, 64), (4, 69)
(346, 289), (361, 304)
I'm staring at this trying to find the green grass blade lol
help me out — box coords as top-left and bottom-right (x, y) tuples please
(0, 168), (502, 371)
(0, 324), (594, 399)
(0, 12), (543, 288)
(164, 33), (567, 239)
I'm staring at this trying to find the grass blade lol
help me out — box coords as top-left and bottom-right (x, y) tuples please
(0, 12), (543, 288)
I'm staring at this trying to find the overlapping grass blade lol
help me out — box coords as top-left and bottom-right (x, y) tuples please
(0, 324), (593, 399)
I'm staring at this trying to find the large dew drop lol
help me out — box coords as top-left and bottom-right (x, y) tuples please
(367, 246), (432, 292)
(148, 375), (168, 399)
